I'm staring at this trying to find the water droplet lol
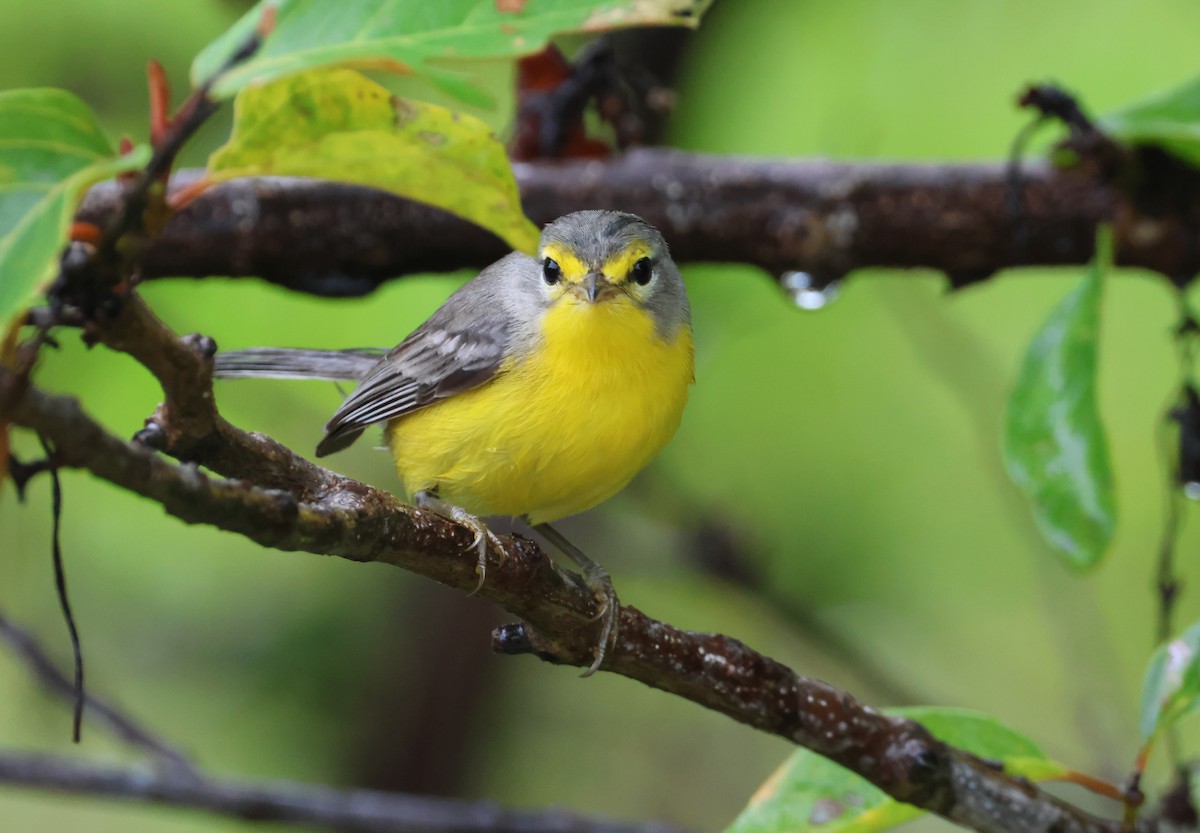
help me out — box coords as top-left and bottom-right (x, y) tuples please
(781, 271), (840, 310)
(809, 798), (845, 824)
(1184, 481), (1200, 500)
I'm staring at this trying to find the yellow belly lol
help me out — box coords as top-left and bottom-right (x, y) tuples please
(385, 298), (693, 524)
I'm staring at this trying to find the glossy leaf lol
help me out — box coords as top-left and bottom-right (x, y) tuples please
(208, 68), (540, 254)
(1003, 229), (1115, 569)
(192, 0), (714, 104)
(1104, 75), (1200, 166)
(1139, 619), (1200, 743)
(726, 708), (1066, 833)
(0, 89), (150, 324)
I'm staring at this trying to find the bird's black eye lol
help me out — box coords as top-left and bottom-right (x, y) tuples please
(630, 257), (654, 286)
(542, 258), (561, 285)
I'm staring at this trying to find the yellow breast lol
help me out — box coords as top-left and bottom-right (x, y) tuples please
(385, 296), (694, 524)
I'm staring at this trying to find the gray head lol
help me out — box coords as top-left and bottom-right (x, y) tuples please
(534, 210), (690, 338)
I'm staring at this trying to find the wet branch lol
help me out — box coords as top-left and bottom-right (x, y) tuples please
(0, 295), (1132, 832)
(76, 151), (1199, 297)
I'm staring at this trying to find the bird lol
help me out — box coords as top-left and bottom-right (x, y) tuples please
(214, 210), (694, 674)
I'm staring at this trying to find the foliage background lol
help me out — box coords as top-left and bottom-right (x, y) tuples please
(2, 0), (1199, 830)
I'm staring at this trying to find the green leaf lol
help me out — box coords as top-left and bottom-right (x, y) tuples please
(1002, 228), (1115, 569)
(726, 708), (1067, 833)
(0, 89), (150, 324)
(1139, 619), (1200, 743)
(1103, 75), (1200, 166)
(208, 67), (540, 254)
(898, 707), (1047, 757)
(192, 0), (715, 104)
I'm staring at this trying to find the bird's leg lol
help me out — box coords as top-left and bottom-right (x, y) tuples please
(414, 491), (505, 594)
(532, 522), (619, 677)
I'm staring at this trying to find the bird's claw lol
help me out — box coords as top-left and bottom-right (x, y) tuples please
(581, 572), (619, 677)
(466, 527), (507, 595)
(530, 522), (621, 678)
(414, 492), (504, 596)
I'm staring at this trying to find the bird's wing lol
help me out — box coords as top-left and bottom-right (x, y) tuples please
(315, 255), (529, 456)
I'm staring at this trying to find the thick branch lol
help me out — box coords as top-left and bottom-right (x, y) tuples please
(0, 752), (682, 833)
(87, 292), (353, 499)
(0, 369), (1130, 833)
(77, 151), (1197, 295)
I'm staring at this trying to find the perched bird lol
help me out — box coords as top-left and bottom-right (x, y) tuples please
(215, 210), (694, 673)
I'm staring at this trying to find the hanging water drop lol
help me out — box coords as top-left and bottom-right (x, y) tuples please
(781, 271), (840, 310)
(1184, 482), (1200, 501)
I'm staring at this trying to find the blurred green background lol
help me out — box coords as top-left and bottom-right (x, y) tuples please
(3, 1), (1200, 830)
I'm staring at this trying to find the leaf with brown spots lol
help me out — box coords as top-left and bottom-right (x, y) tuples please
(208, 68), (539, 254)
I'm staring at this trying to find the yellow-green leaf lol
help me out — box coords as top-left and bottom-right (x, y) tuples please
(0, 89), (150, 323)
(208, 68), (539, 254)
(192, 0), (715, 104)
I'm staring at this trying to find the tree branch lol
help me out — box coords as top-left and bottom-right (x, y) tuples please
(0, 359), (1131, 833)
(0, 752), (686, 833)
(76, 151), (1196, 296)
(0, 610), (196, 775)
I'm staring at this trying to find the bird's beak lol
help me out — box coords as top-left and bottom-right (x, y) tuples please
(575, 272), (617, 303)
(582, 272), (600, 302)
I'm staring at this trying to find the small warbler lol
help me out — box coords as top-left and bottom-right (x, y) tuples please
(216, 210), (694, 673)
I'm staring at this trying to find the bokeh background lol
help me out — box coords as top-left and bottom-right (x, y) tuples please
(3, 1), (1200, 830)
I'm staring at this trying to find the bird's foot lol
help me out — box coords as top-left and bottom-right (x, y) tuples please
(415, 492), (505, 594)
(533, 522), (620, 676)
(580, 564), (619, 677)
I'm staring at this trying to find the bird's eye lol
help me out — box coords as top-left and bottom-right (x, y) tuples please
(542, 258), (561, 285)
(630, 257), (654, 286)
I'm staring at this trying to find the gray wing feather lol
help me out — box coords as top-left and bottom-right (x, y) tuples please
(214, 348), (386, 380)
(316, 253), (533, 457)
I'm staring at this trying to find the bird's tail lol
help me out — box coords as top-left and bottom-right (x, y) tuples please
(213, 348), (385, 381)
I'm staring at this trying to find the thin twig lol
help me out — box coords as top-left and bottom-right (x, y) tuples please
(1161, 300), (1200, 643)
(1153, 298), (1200, 770)
(0, 609), (196, 774)
(1154, 408), (1184, 649)
(0, 752), (688, 833)
(91, 6), (275, 270)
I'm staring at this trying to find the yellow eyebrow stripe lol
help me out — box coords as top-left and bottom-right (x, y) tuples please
(603, 243), (651, 283)
(541, 243), (588, 281)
